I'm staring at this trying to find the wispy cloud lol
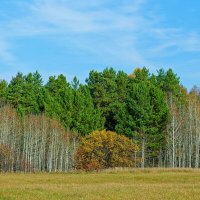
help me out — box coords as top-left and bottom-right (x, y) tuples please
(26, 0), (150, 65)
(0, 0), (200, 74)
(0, 0), (151, 68)
(148, 28), (200, 57)
(27, 0), (146, 33)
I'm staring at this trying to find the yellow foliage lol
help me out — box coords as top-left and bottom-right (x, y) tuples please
(128, 68), (141, 79)
(75, 130), (139, 171)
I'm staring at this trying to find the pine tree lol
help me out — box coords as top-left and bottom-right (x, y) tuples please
(0, 80), (8, 105)
(7, 71), (43, 115)
(116, 68), (168, 167)
(86, 67), (127, 131)
(156, 68), (185, 167)
(71, 83), (105, 135)
(44, 74), (74, 128)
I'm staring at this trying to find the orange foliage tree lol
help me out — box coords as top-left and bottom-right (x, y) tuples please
(75, 130), (139, 171)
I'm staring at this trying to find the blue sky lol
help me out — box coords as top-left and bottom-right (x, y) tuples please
(0, 0), (200, 89)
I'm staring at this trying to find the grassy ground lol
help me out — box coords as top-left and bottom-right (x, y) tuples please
(0, 168), (200, 200)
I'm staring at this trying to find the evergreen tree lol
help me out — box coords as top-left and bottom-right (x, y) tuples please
(7, 72), (26, 114)
(156, 68), (186, 167)
(44, 74), (74, 128)
(86, 67), (127, 131)
(7, 71), (43, 115)
(71, 82), (105, 135)
(45, 75), (104, 135)
(116, 68), (168, 167)
(0, 80), (8, 104)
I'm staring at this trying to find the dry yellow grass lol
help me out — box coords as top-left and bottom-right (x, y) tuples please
(1, 168), (200, 200)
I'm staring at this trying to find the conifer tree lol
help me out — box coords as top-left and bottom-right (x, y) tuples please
(44, 74), (74, 128)
(0, 80), (8, 104)
(116, 68), (168, 167)
(71, 82), (105, 135)
(86, 67), (128, 131)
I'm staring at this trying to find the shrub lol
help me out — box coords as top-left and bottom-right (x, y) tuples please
(75, 130), (139, 171)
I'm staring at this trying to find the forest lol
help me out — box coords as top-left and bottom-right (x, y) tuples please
(0, 67), (200, 172)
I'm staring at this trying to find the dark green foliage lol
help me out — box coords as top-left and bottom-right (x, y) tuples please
(115, 68), (168, 166)
(157, 68), (180, 93)
(1, 67), (184, 168)
(71, 84), (105, 135)
(44, 74), (104, 135)
(0, 80), (8, 104)
(7, 72), (25, 109)
(44, 74), (73, 128)
(86, 67), (129, 131)
(7, 71), (43, 115)
(156, 68), (185, 104)
(86, 68), (118, 130)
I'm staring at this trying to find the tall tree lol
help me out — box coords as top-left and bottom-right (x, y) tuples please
(44, 75), (104, 135)
(7, 71), (43, 115)
(86, 68), (128, 131)
(156, 68), (185, 167)
(0, 80), (8, 105)
(116, 68), (168, 168)
(44, 74), (74, 128)
(71, 81), (105, 135)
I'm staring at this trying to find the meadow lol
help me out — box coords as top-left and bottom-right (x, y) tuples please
(0, 169), (200, 200)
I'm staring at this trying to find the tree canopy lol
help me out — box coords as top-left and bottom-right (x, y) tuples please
(1, 67), (200, 169)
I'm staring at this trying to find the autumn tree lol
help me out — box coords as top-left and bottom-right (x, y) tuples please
(75, 130), (139, 171)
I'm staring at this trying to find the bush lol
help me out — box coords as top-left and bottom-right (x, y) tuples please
(75, 130), (139, 171)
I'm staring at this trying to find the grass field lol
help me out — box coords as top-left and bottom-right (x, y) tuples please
(1, 168), (200, 200)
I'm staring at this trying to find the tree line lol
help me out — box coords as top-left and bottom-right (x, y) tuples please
(0, 67), (200, 171)
(0, 105), (77, 172)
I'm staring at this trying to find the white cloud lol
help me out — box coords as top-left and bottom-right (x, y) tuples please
(27, 0), (145, 33)
(3, 0), (149, 67)
(148, 28), (200, 56)
(0, 0), (200, 73)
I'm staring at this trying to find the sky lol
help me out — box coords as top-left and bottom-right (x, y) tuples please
(0, 0), (200, 89)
